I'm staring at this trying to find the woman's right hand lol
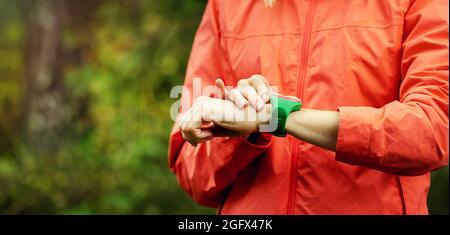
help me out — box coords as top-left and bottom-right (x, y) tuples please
(215, 75), (273, 112)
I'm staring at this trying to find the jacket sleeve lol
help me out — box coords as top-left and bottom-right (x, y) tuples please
(335, 0), (449, 176)
(168, 0), (272, 207)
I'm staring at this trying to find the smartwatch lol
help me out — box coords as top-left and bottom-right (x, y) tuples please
(269, 95), (302, 137)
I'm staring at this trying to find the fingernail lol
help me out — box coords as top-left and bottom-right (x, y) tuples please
(257, 100), (264, 111)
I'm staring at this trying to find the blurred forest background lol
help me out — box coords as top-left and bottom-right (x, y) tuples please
(0, 0), (447, 214)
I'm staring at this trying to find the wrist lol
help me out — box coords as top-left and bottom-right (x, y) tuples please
(269, 95), (302, 137)
(285, 109), (301, 135)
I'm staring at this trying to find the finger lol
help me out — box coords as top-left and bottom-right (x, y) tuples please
(181, 127), (196, 146)
(186, 112), (208, 143)
(262, 103), (272, 124)
(239, 84), (265, 111)
(184, 128), (198, 147)
(249, 75), (272, 103)
(181, 110), (198, 143)
(177, 115), (189, 136)
(193, 128), (214, 141)
(181, 131), (188, 140)
(264, 103), (273, 114)
(185, 126), (213, 146)
(188, 140), (198, 147)
(215, 78), (229, 99)
(228, 88), (248, 108)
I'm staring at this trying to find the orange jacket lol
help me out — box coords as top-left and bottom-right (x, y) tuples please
(168, 0), (449, 214)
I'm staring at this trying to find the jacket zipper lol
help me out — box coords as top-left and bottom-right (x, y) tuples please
(396, 176), (407, 214)
(287, 0), (318, 215)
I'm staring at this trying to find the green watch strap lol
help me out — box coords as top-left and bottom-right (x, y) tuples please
(269, 95), (302, 137)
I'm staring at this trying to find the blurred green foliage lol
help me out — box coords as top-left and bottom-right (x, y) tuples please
(0, 0), (447, 214)
(0, 0), (214, 214)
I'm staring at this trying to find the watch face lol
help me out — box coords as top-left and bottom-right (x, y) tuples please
(269, 87), (302, 103)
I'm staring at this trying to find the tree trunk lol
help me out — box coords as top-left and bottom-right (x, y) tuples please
(22, 0), (67, 154)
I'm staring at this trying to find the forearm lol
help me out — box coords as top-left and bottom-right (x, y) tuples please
(285, 109), (340, 151)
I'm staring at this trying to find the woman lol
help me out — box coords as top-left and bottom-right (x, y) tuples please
(169, 0), (448, 214)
